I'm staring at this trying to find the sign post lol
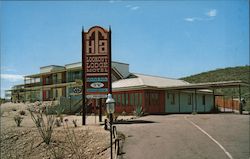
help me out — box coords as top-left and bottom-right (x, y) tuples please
(82, 26), (112, 125)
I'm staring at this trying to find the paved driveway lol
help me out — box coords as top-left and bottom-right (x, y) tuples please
(116, 114), (249, 159)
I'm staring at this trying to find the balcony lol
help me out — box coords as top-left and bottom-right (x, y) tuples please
(43, 78), (66, 85)
(67, 75), (81, 83)
(25, 82), (42, 88)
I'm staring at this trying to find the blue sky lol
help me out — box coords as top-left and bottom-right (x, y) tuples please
(1, 0), (249, 98)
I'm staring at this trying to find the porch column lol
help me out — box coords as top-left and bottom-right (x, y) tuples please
(223, 95), (225, 112)
(213, 89), (215, 111)
(194, 89), (197, 113)
(231, 96), (234, 112)
(239, 85), (242, 114)
(178, 91), (181, 113)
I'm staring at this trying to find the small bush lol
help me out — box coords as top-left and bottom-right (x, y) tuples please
(12, 108), (17, 111)
(59, 116), (64, 123)
(29, 102), (55, 145)
(72, 119), (77, 127)
(121, 111), (126, 116)
(133, 106), (144, 117)
(75, 112), (81, 116)
(192, 111), (197, 115)
(0, 111), (4, 117)
(55, 119), (61, 127)
(49, 144), (65, 159)
(19, 110), (26, 116)
(14, 115), (23, 127)
(34, 115), (42, 127)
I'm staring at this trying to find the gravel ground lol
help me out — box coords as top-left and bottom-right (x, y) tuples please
(0, 102), (111, 159)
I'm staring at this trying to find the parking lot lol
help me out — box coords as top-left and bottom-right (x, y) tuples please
(117, 114), (249, 159)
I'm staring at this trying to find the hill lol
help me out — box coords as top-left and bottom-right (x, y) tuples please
(180, 65), (250, 99)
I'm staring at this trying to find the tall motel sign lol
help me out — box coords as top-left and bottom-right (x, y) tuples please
(82, 26), (112, 125)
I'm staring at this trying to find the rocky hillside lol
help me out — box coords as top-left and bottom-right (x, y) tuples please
(180, 65), (250, 99)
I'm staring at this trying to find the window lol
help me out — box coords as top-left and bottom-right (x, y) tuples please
(125, 93), (129, 106)
(135, 93), (139, 106)
(139, 93), (142, 106)
(202, 95), (206, 105)
(45, 76), (50, 84)
(117, 94), (121, 106)
(122, 94), (125, 106)
(188, 94), (192, 105)
(53, 74), (57, 84)
(55, 89), (58, 97)
(170, 93), (175, 105)
(46, 90), (51, 99)
(113, 94), (117, 105)
(130, 93), (134, 106)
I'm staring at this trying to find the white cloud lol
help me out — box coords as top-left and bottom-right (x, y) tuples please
(125, 4), (140, 11)
(184, 9), (217, 22)
(1, 66), (17, 72)
(184, 17), (202, 22)
(184, 18), (195, 22)
(206, 9), (217, 17)
(1, 74), (24, 82)
(109, 0), (122, 3)
(131, 6), (139, 10)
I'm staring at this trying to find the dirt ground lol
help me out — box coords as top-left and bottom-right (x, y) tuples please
(0, 102), (111, 159)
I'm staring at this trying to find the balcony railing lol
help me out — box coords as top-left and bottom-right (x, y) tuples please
(43, 79), (66, 85)
(67, 75), (81, 83)
(25, 77), (83, 87)
(25, 82), (42, 88)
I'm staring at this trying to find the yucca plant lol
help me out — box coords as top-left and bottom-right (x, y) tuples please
(133, 106), (143, 117)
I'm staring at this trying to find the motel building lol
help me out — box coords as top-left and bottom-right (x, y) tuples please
(7, 60), (247, 114)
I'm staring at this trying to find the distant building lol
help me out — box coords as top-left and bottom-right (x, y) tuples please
(8, 61), (246, 114)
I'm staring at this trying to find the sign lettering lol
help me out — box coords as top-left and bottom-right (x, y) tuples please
(84, 26), (111, 96)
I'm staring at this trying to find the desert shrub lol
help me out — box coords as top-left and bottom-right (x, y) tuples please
(55, 119), (61, 127)
(14, 115), (23, 127)
(49, 144), (65, 159)
(28, 102), (55, 145)
(133, 106), (143, 117)
(72, 119), (77, 127)
(121, 111), (126, 116)
(0, 111), (4, 117)
(192, 111), (197, 115)
(75, 112), (81, 116)
(19, 110), (26, 116)
(245, 103), (250, 111)
(63, 121), (88, 159)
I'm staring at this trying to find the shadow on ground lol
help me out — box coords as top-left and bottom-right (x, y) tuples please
(113, 120), (157, 125)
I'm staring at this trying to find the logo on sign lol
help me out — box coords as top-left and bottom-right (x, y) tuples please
(73, 87), (82, 94)
(90, 82), (104, 88)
